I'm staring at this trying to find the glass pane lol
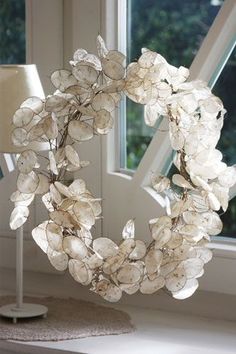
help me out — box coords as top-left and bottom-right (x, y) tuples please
(213, 45), (236, 238)
(124, 0), (223, 170)
(0, 0), (26, 64)
(0, 0), (25, 180)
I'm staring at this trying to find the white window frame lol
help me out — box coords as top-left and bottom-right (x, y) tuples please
(101, 0), (236, 296)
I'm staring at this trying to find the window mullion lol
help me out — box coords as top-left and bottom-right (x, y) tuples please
(189, 0), (236, 83)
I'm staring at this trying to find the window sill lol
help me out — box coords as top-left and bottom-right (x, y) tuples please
(1, 303), (236, 354)
(210, 237), (236, 259)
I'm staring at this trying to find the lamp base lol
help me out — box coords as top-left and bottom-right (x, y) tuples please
(0, 303), (48, 323)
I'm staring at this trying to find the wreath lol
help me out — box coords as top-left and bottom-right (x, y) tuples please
(10, 36), (236, 302)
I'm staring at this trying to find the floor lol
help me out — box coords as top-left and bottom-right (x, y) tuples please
(3, 304), (236, 354)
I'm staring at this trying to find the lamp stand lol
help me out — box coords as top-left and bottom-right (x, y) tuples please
(0, 226), (48, 323)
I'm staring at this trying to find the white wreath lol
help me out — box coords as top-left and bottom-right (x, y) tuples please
(10, 36), (236, 302)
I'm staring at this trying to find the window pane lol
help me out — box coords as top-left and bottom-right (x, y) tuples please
(0, 0), (26, 64)
(0, 0), (25, 180)
(213, 45), (236, 238)
(124, 0), (223, 170)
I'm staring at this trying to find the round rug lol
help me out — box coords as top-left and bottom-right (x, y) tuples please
(0, 296), (135, 341)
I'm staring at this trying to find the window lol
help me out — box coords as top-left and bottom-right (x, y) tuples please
(0, 0), (25, 64)
(119, 0), (236, 240)
(122, 0), (223, 170)
(0, 0), (25, 179)
(213, 45), (236, 237)
(99, 0), (236, 296)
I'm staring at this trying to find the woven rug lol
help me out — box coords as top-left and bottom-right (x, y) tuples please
(0, 296), (135, 341)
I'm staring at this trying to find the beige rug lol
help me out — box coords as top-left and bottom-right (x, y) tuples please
(0, 296), (135, 341)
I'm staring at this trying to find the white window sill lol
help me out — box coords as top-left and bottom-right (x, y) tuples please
(1, 304), (236, 354)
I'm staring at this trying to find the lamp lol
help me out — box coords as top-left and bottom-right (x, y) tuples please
(0, 65), (48, 323)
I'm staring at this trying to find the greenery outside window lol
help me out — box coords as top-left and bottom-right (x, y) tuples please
(123, 0), (223, 170)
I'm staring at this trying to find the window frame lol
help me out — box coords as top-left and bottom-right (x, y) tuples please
(101, 0), (236, 296)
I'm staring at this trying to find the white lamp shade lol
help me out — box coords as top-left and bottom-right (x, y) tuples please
(0, 64), (45, 153)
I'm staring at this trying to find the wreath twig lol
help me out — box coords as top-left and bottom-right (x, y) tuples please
(10, 36), (236, 302)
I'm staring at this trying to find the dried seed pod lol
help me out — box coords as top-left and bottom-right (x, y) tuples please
(46, 222), (63, 252)
(49, 183), (62, 205)
(117, 264), (142, 284)
(51, 69), (77, 91)
(17, 171), (39, 194)
(172, 174), (194, 189)
(165, 232), (183, 250)
(35, 174), (50, 195)
(101, 58), (125, 80)
(49, 151), (59, 175)
(181, 258), (204, 279)
(145, 249), (163, 275)
(170, 200), (190, 218)
(145, 104), (162, 127)
(102, 283), (122, 302)
(172, 278), (199, 300)
(97, 35), (109, 58)
(92, 93), (115, 112)
(151, 216), (172, 240)
(54, 181), (73, 198)
(86, 254), (103, 270)
(103, 253), (125, 274)
(93, 238), (119, 259)
(27, 123), (44, 141)
(94, 110), (113, 134)
(122, 219), (135, 239)
(17, 150), (38, 174)
(140, 276), (165, 294)
(69, 259), (92, 285)
(43, 116), (58, 140)
(154, 228), (172, 249)
(151, 174), (170, 193)
(194, 247), (212, 264)
(160, 261), (179, 277)
(12, 127), (28, 146)
(120, 283), (139, 295)
(10, 205), (29, 230)
(42, 193), (54, 212)
(69, 178), (86, 196)
(72, 64), (99, 84)
(165, 267), (187, 292)
(65, 145), (80, 167)
(49, 210), (77, 228)
(199, 211), (223, 236)
(180, 224), (204, 242)
(32, 221), (49, 253)
(68, 120), (93, 142)
(87, 198), (102, 217)
(129, 240), (146, 260)
(45, 95), (68, 113)
(119, 239), (136, 255)
(78, 227), (93, 247)
(20, 96), (44, 114)
(47, 248), (68, 271)
(10, 190), (34, 204)
(73, 200), (95, 228)
(63, 236), (88, 260)
(13, 107), (34, 128)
